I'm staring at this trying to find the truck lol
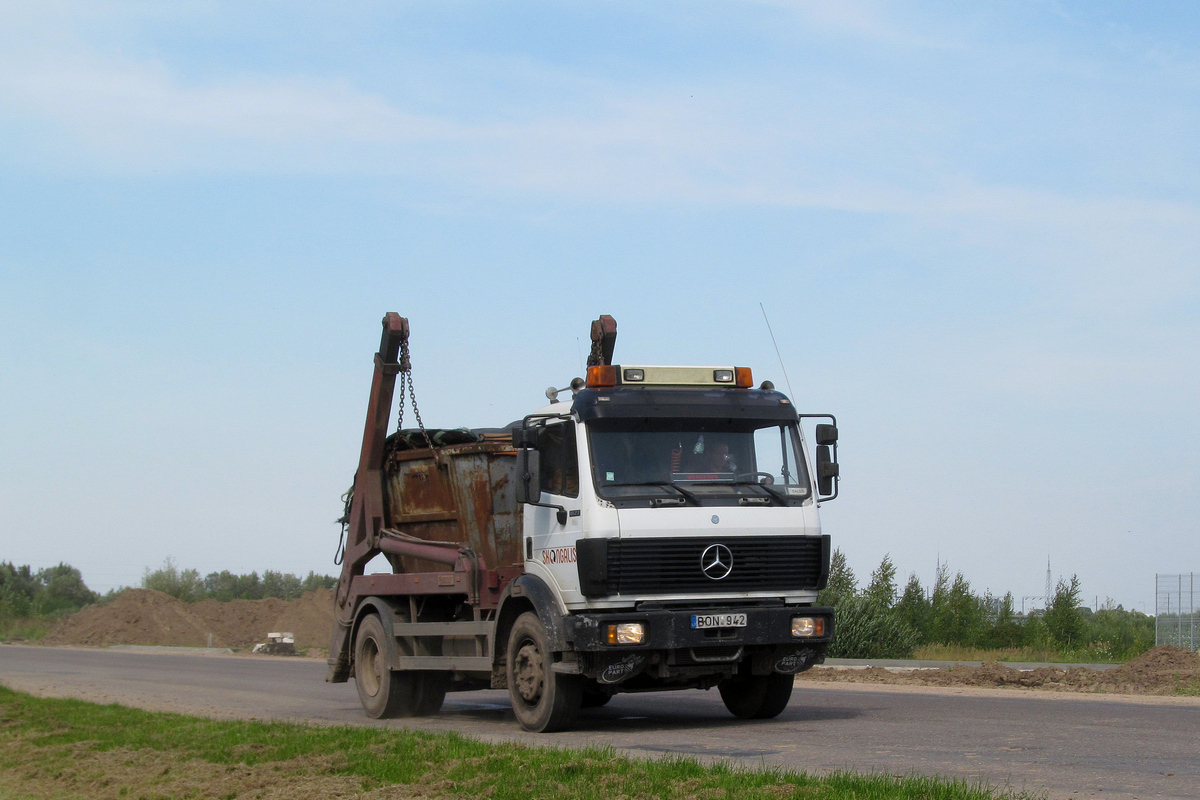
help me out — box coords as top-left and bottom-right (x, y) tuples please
(327, 313), (840, 732)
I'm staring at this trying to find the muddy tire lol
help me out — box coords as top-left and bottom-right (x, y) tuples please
(354, 614), (413, 718)
(506, 612), (582, 732)
(718, 670), (794, 719)
(411, 671), (450, 716)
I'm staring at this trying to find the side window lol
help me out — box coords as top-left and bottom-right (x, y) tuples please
(752, 424), (805, 487)
(537, 422), (579, 498)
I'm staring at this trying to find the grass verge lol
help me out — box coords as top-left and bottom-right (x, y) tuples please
(0, 683), (1040, 800)
(0, 615), (60, 643)
(912, 644), (1124, 664)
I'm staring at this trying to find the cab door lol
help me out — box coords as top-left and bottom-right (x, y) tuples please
(523, 420), (584, 594)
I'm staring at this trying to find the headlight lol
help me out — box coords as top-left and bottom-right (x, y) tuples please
(605, 622), (645, 645)
(791, 616), (825, 638)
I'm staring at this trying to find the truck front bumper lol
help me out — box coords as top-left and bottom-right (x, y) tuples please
(561, 604), (834, 684)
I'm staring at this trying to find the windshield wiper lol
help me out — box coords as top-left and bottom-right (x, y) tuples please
(606, 481), (701, 506)
(718, 481), (789, 506)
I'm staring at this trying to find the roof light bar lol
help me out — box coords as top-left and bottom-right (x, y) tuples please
(586, 364), (755, 389)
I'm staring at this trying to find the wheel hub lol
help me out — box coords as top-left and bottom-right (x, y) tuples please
(360, 640), (381, 696)
(513, 642), (544, 703)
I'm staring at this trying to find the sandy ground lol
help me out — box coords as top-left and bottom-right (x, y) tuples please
(799, 646), (1200, 696)
(36, 588), (335, 650)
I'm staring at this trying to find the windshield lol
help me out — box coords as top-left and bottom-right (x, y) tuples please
(588, 417), (811, 507)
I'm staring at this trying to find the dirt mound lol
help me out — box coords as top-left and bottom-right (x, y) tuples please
(41, 588), (336, 651)
(797, 647), (1200, 695)
(1092, 645), (1200, 694)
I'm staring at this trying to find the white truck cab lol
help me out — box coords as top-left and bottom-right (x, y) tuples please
(509, 361), (837, 723)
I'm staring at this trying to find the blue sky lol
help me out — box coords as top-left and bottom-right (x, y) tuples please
(2, 1), (1197, 612)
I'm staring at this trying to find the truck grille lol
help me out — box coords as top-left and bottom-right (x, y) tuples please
(606, 536), (823, 595)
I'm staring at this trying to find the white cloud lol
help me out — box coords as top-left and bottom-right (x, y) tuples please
(2, 0), (1200, 271)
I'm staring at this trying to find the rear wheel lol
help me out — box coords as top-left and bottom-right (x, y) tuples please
(411, 671), (449, 715)
(354, 613), (449, 718)
(354, 614), (412, 718)
(718, 669), (794, 719)
(506, 612), (582, 732)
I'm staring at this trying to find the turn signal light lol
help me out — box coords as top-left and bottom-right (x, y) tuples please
(586, 365), (617, 388)
(791, 616), (826, 638)
(735, 367), (753, 388)
(605, 622), (645, 645)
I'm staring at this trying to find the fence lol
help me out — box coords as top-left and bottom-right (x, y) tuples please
(1156, 573), (1198, 651)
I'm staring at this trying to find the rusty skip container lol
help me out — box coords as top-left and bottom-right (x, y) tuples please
(380, 439), (523, 573)
(327, 314), (528, 686)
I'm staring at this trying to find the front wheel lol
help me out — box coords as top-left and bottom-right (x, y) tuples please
(506, 612), (582, 732)
(581, 685), (613, 708)
(718, 670), (794, 719)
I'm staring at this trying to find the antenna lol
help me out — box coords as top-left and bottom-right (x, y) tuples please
(759, 303), (796, 400)
(1045, 557), (1053, 605)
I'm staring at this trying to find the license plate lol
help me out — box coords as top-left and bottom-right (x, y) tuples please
(691, 613), (747, 629)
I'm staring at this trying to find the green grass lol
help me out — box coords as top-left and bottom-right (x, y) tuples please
(0, 683), (1041, 800)
(912, 644), (1131, 664)
(0, 615), (59, 642)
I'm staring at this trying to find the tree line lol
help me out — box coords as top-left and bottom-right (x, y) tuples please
(819, 551), (1155, 661)
(0, 559), (338, 622)
(140, 558), (337, 602)
(0, 562), (99, 618)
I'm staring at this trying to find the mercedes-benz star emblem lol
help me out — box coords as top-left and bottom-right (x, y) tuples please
(700, 544), (733, 580)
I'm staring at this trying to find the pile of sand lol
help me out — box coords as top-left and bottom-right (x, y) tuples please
(40, 588), (336, 651)
(798, 646), (1200, 695)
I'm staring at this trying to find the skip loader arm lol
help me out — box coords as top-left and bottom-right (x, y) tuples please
(326, 312), (408, 682)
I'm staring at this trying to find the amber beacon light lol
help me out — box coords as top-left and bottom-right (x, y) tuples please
(586, 365), (617, 387)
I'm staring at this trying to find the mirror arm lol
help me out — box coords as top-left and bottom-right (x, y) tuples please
(800, 413), (839, 502)
(525, 500), (568, 526)
(514, 414), (571, 525)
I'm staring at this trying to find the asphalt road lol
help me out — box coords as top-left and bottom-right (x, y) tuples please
(1, 645), (1196, 800)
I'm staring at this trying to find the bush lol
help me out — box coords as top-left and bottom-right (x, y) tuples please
(1045, 575), (1086, 648)
(894, 572), (931, 635)
(820, 551), (917, 658)
(928, 571), (987, 647)
(828, 594), (919, 658)
(0, 562), (98, 619)
(1, 562), (99, 640)
(817, 549), (856, 607)
(823, 552), (1153, 662)
(142, 558), (204, 602)
(1084, 604), (1155, 659)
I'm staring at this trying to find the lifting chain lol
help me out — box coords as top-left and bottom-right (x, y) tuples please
(395, 336), (436, 462)
(588, 335), (605, 367)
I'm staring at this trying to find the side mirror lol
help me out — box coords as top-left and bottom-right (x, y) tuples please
(512, 427), (538, 449)
(816, 444), (839, 496)
(515, 448), (542, 505)
(815, 424), (838, 446)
